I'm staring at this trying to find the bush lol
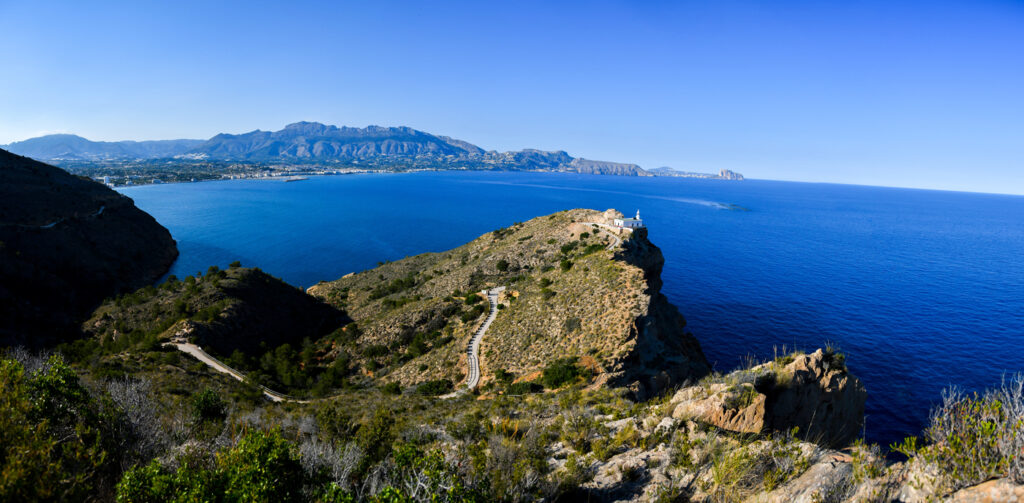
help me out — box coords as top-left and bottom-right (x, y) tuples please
(381, 382), (402, 395)
(560, 259), (573, 272)
(541, 358), (584, 389)
(363, 344), (389, 358)
(496, 259), (509, 272)
(464, 293), (482, 305)
(115, 429), (304, 503)
(191, 388), (227, 421)
(901, 376), (1024, 492)
(416, 379), (454, 396)
(461, 305), (487, 322)
(1, 354), (120, 502)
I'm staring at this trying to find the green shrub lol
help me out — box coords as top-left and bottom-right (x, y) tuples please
(115, 429), (303, 503)
(496, 259), (509, 272)
(191, 388), (227, 421)
(0, 354), (120, 502)
(506, 382), (543, 395)
(363, 344), (389, 358)
(381, 382), (402, 395)
(889, 375), (1024, 494)
(541, 358), (584, 389)
(416, 379), (454, 396)
(560, 259), (573, 272)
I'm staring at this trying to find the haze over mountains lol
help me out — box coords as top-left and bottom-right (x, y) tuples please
(2, 122), (741, 179)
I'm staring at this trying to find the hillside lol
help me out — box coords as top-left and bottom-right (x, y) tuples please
(0, 148), (178, 346)
(82, 265), (349, 395)
(308, 208), (710, 398)
(2, 134), (202, 160)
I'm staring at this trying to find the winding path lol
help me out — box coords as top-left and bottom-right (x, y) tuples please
(583, 222), (626, 250)
(166, 285), (507, 402)
(441, 286), (504, 398)
(465, 287), (502, 390)
(6, 205), (107, 230)
(163, 340), (312, 403)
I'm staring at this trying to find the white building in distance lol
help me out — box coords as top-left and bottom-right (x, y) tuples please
(614, 210), (644, 229)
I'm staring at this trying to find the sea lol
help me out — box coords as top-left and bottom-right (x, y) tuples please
(120, 171), (1024, 447)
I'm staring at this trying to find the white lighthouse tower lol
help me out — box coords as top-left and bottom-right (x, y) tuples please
(613, 210), (644, 229)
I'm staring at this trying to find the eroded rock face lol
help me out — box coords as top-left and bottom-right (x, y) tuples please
(671, 349), (866, 447)
(769, 349), (867, 447)
(672, 383), (768, 434)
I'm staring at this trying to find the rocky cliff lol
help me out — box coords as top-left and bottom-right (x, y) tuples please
(670, 349), (866, 447)
(567, 158), (652, 176)
(0, 149), (178, 346)
(308, 209), (710, 396)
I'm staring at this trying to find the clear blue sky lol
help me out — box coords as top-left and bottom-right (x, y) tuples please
(1, 1), (1022, 194)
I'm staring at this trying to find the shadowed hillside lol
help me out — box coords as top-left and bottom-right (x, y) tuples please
(0, 148), (178, 346)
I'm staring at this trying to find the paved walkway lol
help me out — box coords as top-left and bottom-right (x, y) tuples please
(168, 285), (507, 402)
(582, 222), (626, 250)
(164, 340), (311, 403)
(442, 286), (504, 398)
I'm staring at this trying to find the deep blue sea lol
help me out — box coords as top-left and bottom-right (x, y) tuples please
(120, 172), (1024, 447)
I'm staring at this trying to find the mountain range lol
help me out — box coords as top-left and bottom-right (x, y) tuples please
(2, 122), (738, 178)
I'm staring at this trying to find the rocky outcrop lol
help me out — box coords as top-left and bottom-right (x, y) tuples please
(671, 349), (866, 447)
(0, 148), (178, 346)
(719, 169), (744, 180)
(566, 158), (652, 176)
(947, 479), (1024, 502)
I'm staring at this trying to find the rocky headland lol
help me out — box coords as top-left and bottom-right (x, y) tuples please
(308, 208), (710, 398)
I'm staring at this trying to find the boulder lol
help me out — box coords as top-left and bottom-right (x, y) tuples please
(947, 479), (1024, 503)
(671, 349), (866, 447)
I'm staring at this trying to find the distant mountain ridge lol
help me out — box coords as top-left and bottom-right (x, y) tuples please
(3, 122), (740, 178)
(3, 134), (203, 161)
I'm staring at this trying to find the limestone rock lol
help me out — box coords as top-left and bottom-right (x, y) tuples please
(672, 383), (767, 434)
(745, 455), (854, 503)
(947, 479), (1024, 503)
(671, 349), (866, 447)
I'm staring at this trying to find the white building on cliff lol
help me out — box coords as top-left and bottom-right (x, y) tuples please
(614, 210), (644, 229)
